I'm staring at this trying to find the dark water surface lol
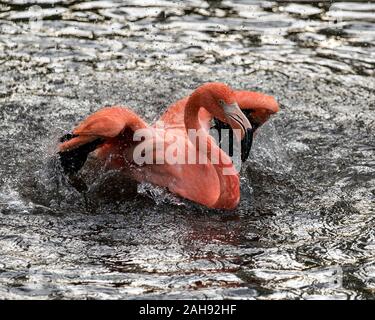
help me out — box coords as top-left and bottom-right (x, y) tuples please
(0, 0), (374, 299)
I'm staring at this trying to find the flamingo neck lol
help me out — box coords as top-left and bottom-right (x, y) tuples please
(184, 93), (229, 164)
(184, 95), (202, 132)
(183, 89), (240, 209)
(184, 94), (212, 157)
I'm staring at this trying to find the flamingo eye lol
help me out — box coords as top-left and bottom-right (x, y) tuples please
(218, 99), (225, 107)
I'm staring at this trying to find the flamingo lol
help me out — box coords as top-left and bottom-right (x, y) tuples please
(58, 83), (279, 210)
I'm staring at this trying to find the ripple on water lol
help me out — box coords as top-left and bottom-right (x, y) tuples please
(0, 0), (374, 300)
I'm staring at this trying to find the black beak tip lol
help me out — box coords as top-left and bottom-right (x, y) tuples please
(241, 128), (254, 162)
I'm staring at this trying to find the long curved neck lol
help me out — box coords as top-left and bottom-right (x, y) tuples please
(184, 93), (214, 159)
(184, 93), (230, 165)
(183, 91), (239, 209)
(184, 94), (202, 132)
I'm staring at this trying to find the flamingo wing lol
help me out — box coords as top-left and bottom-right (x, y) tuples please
(59, 106), (148, 174)
(235, 91), (279, 113)
(234, 91), (279, 130)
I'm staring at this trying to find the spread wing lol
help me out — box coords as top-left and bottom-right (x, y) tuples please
(58, 106), (148, 174)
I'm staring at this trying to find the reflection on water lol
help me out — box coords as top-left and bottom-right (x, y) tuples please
(0, 0), (374, 299)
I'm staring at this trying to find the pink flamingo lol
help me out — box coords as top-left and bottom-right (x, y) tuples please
(58, 83), (279, 209)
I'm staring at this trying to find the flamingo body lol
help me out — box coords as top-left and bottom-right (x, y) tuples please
(58, 83), (279, 210)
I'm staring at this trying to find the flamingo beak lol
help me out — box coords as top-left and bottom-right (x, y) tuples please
(223, 102), (254, 162)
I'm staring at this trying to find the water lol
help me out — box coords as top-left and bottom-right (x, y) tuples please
(0, 0), (374, 299)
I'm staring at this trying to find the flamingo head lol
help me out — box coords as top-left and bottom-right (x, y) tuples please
(193, 83), (253, 137)
(204, 86), (280, 162)
(190, 82), (254, 161)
